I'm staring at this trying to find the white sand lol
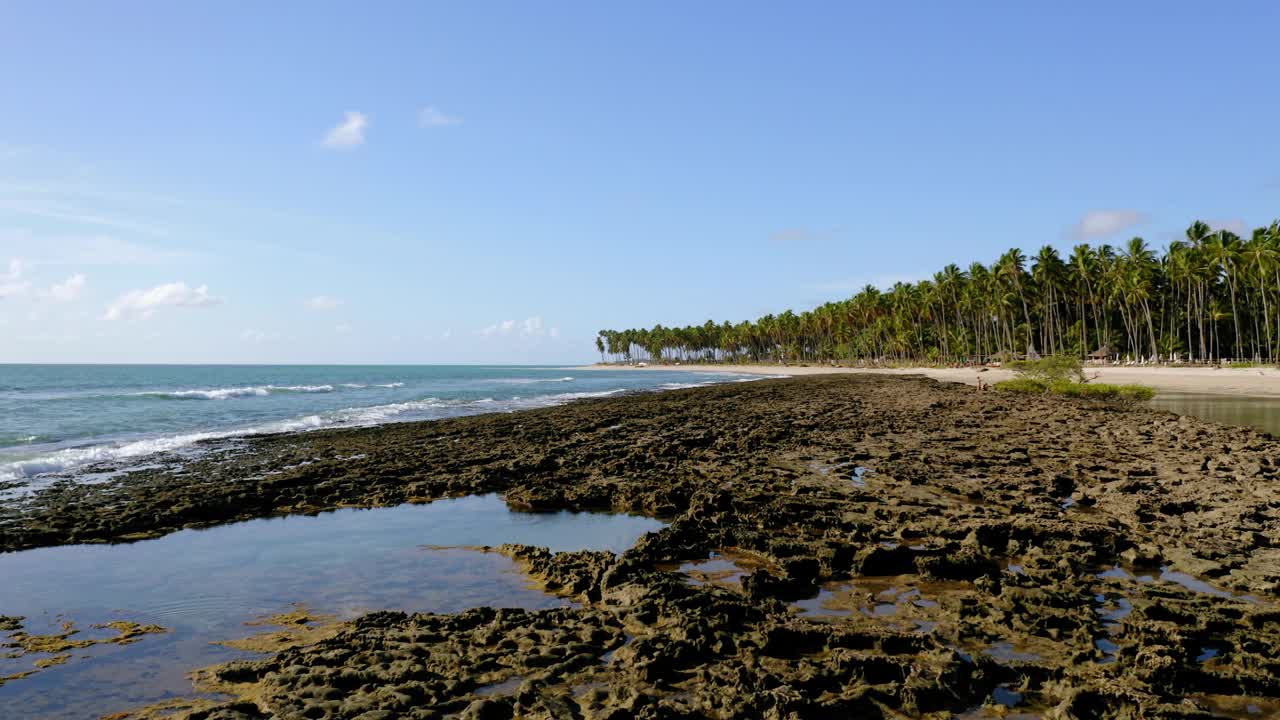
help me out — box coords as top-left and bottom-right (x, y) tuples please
(578, 363), (1280, 398)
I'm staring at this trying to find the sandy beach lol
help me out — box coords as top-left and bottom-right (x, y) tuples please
(581, 362), (1280, 397)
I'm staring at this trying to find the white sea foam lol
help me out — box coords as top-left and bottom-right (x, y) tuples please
(141, 385), (335, 400)
(545, 389), (626, 401)
(0, 388), (630, 495)
(659, 381), (719, 390)
(145, 387), (270, 400)
(375, 382), (405, 388)
(269, 385), (335, 393)
(2, 430), (240, 484)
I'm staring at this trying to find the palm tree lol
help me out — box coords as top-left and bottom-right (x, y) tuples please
(1204, 231), (1244, 359)
(594, 218), (1280, 367)
(1242, 230), (1277, 360)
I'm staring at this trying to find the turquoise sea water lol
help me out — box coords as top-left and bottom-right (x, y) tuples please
(0, 364), (761, 498)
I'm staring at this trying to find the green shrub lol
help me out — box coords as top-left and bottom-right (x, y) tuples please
(1229, 361), (1258, 369)
(1007, 355), (1085, 383)
(993, 378), (1049, 394)
(1051, 381), (1155, 402)
(994, 378), (1155, 403)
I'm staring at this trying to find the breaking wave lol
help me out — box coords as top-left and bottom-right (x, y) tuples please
(140, 385), (336, 400)
(495, 377), (575, 385)
(0, 388), (628, 494)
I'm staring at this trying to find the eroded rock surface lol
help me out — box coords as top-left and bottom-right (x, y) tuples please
(5, 374), (1280, 718)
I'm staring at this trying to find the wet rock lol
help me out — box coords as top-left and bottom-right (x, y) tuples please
(6, 375), (1280, 719)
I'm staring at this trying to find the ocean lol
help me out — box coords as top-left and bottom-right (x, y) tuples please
(0, 364), (762, 499)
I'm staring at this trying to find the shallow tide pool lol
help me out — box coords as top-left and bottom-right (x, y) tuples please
(0, 494), (666, 719)
(1150, 393), (1280, 436)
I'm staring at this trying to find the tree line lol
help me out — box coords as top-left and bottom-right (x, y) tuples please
(595, 220), (1280, 366)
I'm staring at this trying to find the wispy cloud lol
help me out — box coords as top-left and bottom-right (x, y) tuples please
(476, 316), (560, 338)
(769, 228), (817, 242)
(1069, 209), (1146, 240)
(0, 200), (171, 237)
(322, 111), (368, 149)
(0, 180), (185, 208)
(768, 226), (845, 243)
(418, 106), (462, 128)
(242, 328), (279, 343)
(44, 273), (86, 302)
(0, 230), (198, 266)
(0, 275), (29, 295)
(104, 282), (221, 320)
(305, 295), (343, 312)
(1206, 218), (1247, 235)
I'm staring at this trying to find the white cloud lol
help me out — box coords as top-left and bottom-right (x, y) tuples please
(478, 316), (554, 338)
(0, 257), (30, 298)
(306, 295), (343, 312)
(0, 281), (29, 299)
(322, 111), (368, 149)
(103, 281), (221, 320)
(441, 328), (453, 339)
(241, 328), (279, 343)
(418, 106), (462, 128)
(335, 323), (353, 334)
(1069, 209), (1146, 240)
(3, 258), (27, 280)
(45, 273), (86, 302)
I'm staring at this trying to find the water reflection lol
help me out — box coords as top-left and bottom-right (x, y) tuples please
(1149, 393), (1280, 436)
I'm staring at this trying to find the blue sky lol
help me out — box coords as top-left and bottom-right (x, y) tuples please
(1, 2), (1277, 363)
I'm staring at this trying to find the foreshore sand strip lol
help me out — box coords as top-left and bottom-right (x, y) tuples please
(580, 362), (1280, 397)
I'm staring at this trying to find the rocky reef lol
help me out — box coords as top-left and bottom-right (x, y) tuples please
(4, 374), (1280, 718)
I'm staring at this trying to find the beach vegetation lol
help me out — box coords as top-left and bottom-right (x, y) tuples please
(993, 378), (1155, 402)
(993, 378), (1155, 403)
(997, 353), (1155, 402)
(1007, 355), (1086, 384)
(597, 221), (1280, 366)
